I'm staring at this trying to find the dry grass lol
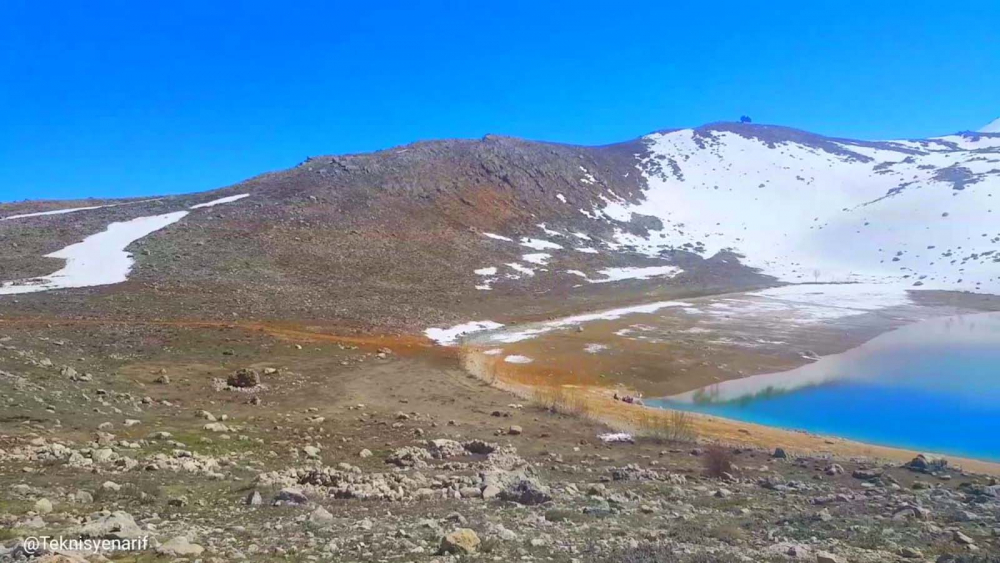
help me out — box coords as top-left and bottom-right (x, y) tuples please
(703, 445), (736, 479)
(633, 409), (697, 443)
(532, 385), (592, 417)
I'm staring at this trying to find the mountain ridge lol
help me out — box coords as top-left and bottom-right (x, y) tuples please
(2, 121), (999, 332)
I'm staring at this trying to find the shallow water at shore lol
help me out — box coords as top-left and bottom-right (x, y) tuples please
(652, 312), (1000, 461)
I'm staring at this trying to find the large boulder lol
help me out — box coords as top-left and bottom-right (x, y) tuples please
(498, 477), (552, 505)
(273, 487), (309, 505)
(227, 368), (261, 388)
(904, 454), (948, 474)
(440, 529), (481, 554)
(77, 511), (143, 540)
(156, 536), (204, 557)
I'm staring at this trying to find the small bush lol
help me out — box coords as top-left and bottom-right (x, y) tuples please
(703, 445), (735, 479)
(637, 410), (697, 443)
(532, 386), (590, 417)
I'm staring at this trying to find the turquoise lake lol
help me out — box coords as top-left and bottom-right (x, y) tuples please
(650, 313), (1000, 462)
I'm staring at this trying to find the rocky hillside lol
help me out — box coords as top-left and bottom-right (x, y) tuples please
(1, 122), (998, 330)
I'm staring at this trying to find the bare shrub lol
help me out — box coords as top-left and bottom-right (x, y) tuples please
(636, 410), (697, 443)
(532, 386), (590, 417)
(703, 445), (735, 479)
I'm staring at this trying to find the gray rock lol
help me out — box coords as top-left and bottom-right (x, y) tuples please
(498, 478), (552, 505)
(156, 536), (205, 557)
(273, 487), (308, 505)
(78, 511), (143, 540)
(309, 506), (334, 524)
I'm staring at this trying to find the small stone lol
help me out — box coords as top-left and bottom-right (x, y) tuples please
(507, 425), (523, 435)
(359, 449), (373, 458)
(34, 498), (53, 514)
(245, 491), (262, 506)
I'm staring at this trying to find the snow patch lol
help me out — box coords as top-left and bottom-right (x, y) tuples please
(189, 193), (250, 209)
(522, 253), (551, 265)
(520, 238), (563, 251)
(506, 263), (535, 277)
(425, 321), (505, 346)
(0, 211), (189, 295)
(503, 355), (533, 364)
(592, 266), (682, 283)
(537, 223), (563, 237)
(0, 199), (160, 221)
(483, 232), (513, 242)
(483, 300), (691, 344)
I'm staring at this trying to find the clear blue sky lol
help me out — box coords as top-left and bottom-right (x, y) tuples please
(2, 1), (998, 202)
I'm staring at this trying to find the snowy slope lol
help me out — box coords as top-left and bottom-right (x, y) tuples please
(0, 194), (250, 295)
(981, 118), (1000, 133)
(592, 125), (1000, 292)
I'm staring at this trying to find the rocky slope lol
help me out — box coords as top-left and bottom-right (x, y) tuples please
(0, 322), (998, 562)
(1, 123), (999, 332)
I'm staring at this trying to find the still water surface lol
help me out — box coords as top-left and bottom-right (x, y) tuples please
(651, 313), (1000, 461)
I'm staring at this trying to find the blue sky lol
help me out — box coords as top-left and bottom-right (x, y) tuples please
(2, 1), (998, 202)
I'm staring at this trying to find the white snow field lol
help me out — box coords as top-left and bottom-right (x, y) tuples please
(980, 118), (1000, 134)
(0, 194), (251, 295)
(598, 127), (1000, 293)
(0, 211), (190, 295)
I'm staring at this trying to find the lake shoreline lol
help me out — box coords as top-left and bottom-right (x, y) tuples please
(458, 287), (1000, 473)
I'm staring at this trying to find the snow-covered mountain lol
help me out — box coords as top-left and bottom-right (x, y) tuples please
(589, 124), (1000, 292)
(981, 117), (1000, 133)
(2, 121), (999, 328)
